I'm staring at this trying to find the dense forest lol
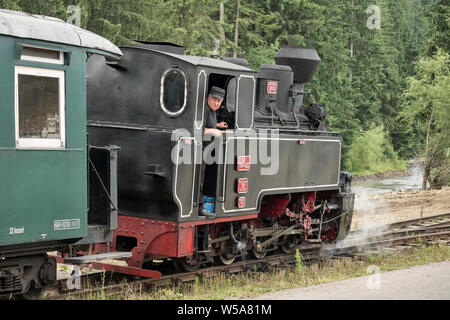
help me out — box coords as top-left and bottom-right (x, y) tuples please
(1, 0), (448, 187)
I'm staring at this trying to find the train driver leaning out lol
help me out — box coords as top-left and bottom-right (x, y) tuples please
(204, 86), (228, 134)
(200, 86), (227, 217)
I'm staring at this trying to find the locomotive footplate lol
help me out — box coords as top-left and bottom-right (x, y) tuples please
(64, 251), (132, 264)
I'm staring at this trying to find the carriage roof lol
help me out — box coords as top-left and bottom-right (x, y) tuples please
(0, 9), (122, 58)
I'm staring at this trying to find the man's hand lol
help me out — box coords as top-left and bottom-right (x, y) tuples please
(217, 121), (228, 129)
(204, 128), (222, 138)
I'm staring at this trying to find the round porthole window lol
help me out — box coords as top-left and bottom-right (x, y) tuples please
(160, 68), (187, 117)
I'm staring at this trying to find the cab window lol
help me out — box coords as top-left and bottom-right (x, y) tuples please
(160, 68), (187, 117)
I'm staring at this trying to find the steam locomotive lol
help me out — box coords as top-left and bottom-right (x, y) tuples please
(0, 9), (354, 298)
(86, 41), (355, 270)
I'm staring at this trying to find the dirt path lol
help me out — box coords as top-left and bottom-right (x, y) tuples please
(352, 187), (450, 229)
(249, 261), (450, 300)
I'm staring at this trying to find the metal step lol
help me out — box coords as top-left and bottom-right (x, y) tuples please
(64, 252), (132, 264)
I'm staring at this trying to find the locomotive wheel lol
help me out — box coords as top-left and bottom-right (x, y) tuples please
(281, 235), (298, 254)
(175, 256), (200, 272)
(18, 284), (42, 300)
(216, 245), (237, 265)
(251, 239), (268, 259)
(251, 248), (267, 259)
(178, 260), (200, 272)
(218, 254), (236, 265)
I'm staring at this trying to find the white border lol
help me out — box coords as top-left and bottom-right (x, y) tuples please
(15, 66), (66, 149)
(194, 70), (207, 129)
(160, 68), (188, 117)
(21, 49), (64, 65)
(221, 137), (341, 213)
(173, 137), (198, 218)
(235, 75), (256, 130)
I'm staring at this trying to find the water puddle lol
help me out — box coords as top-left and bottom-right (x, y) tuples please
(352, 165), (423, 196)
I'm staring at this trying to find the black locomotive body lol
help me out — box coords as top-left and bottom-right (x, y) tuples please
(87, 42), (354, 269)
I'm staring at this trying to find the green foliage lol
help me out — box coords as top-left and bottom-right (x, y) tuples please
(424, 0), (450, 55)
(245, 43), (278, 70)
(401, 49), (450, 188)
(0, 0), (22, 10)
(402, 49), (450, 135)
(348, 126), (404, 175)
(0, 0), (67, 17)
(3, 0), (446, 176)
(295, 249), (303, 274)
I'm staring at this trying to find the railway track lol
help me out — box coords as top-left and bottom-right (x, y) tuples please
(349, 212), (450, 234)
(42, 212), (450, 300)
(338, 212), (450, 248)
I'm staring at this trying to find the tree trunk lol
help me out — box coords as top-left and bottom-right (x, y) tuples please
(178, 0), (187, 28)
(349, 0), (354, 79)
(220, 2), (225, 46)
(422, 110), (434, 190)
(234, 0), (241, 58)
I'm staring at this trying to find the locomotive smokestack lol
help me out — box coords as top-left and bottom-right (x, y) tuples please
(274, 46), (321, 113)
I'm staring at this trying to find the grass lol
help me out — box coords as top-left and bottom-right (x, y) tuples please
(351, 159), (407, 177)
(76, 244), (450, 300)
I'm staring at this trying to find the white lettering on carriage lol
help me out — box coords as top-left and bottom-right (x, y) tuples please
(53, 219), (81, 231)
(9, 226), (24, 235)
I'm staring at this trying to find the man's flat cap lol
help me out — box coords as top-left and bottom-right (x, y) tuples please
(209, 86), (225, 99)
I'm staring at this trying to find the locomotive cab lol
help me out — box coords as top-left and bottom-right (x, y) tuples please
(87, 43), (257, 224)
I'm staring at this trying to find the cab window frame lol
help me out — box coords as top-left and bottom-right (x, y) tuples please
(160, 67), (188, 117)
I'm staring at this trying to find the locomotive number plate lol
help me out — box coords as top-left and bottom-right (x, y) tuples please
(237, 196), (246, 208)
(266, 81), (278, 94)
(237, 155), (251, 171)
(237, 178), (248, 194)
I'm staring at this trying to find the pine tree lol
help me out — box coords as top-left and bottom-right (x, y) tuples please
(424, 0), (450, 55)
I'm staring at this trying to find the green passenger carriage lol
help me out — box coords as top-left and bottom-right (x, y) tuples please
(0, 9), (122, 297)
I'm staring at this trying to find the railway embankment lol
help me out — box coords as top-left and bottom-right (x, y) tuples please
(352, 168), (412, 182)
(352, 187), (450, 229)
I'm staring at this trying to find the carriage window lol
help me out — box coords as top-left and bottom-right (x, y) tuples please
(21, 47), (64, 64)
(15, 66), (65, 148)
(160, 68), (187, 117)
